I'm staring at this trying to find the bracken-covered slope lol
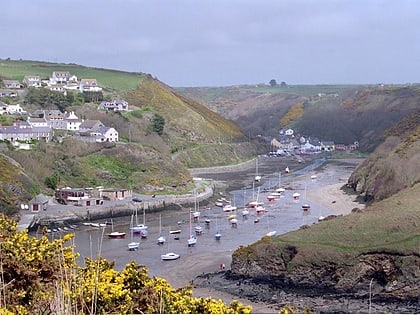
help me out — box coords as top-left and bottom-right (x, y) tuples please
(347, 111), (420, 201)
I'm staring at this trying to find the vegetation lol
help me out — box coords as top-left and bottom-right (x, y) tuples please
(0, 59), (145, 91)
(0, 214), (252, 314)
(234, 182), (420, 271)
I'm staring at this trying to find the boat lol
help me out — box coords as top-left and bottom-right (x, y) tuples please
(127, 214), (140, 251)
(267, 195), (276, 201)
(266, 230), (277, 237)
(242, 208), (249, 218)
(214, 216), (221, 241)
(108, 231), (126, 239)
(130, 208), (148, 238)
(265, 214), (276, 237)
(248, 186), (264, 208)
(187, 209), (197, 247)
(108, 219), (126, 239)
(161, 229), (180, 260)
(157, 213), (166, 245)
(169, 229), (182, 234)
(254, 157), (261, 182)
(255, 204), (266, 214)
(292, 192), (300, 200)
(161, 252), (180, 260)
(194, 225), (203, 235)
(285, 166), (290, 173)
(301, 182), (310, 211)
(223, 204), (237, 212)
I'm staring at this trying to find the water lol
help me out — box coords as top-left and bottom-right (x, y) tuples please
(40, 157), (354, 283)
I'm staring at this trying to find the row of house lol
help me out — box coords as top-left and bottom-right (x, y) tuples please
(0, 109), (119, 144)
(270, 128), (358, 155)
(2, 71), (102, 95)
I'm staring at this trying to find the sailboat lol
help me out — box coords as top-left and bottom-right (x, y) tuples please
(161, 228), (180, 260)
(130, 208), (148, 238)
(157, 213), (166, 245)
(107, 219), (126, 239)
(187, 210), (197, 247)
(301, 182), (311, 211)
(254, 157), (261, 182)
(127, 214), (140, 251)
(214, 216), (221, 241)
(265, 214), (277, 237)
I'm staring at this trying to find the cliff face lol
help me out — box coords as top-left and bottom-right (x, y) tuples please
(231, 240), (419, 301)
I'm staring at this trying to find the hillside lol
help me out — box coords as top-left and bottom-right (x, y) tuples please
(180, 84), (420, 152)
(347, 111), (420, 201)
(0, 60), (259, 214)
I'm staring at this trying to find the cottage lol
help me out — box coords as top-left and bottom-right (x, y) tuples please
(27, 117), (48, 127)
(98, 100), (129, 111)
(50, 71), (70, 85)
(3, 80), (21, 89)
(2, 103), (26, 115)
(29, 194), (50, 211)
(100, 188), (132, 201)
(321, 141), (335, 151)
(79, 79), (101, 92)
(23, 75), (41, 87)
(65, 111), (82, 131)
(79, 120), (104, 133)
(91, 126), (119, 142)
(0, 89), (18, 98)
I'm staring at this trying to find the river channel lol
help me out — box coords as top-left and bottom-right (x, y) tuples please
(41, 156), (355, 283)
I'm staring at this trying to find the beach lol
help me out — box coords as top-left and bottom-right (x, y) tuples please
(39, 157), (364, 313)
(158, 158), (365, 312)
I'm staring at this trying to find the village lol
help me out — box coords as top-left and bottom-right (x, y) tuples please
(0, 71), (129, 147)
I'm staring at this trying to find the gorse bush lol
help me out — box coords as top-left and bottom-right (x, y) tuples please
(0, 214), (252, 314)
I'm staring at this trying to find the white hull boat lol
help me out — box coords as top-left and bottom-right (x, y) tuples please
(161, 252), (180, 260)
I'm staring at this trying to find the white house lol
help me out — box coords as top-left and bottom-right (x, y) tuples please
(92, 126), (119, 142)
(98, 100), (129, 111)
(79, 79), (102, 92)
(65, 111), (82, 131)
(23, 75), (41, 88)
(50, 71), (70, 85)
(5, 104), (27, 115)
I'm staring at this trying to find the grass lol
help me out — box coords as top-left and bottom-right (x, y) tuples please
(273, 182), (420, 262)
(0, 59), (145, 91)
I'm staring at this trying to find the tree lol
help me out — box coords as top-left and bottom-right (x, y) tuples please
(152, 113), (165, 135)
(0, 215), (253, 314)
(280, 81), (288, 87)
(269, 79), (277, 87)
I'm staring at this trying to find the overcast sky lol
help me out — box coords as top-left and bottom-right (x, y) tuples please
(1, 0), (419, 87)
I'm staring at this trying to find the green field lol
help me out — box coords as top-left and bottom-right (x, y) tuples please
(0, 59), (145, 91)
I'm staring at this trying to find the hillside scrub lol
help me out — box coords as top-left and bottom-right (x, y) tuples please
(348, 111), (420, 201)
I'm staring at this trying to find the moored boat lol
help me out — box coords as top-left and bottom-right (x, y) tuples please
(161, 252), (180, 260)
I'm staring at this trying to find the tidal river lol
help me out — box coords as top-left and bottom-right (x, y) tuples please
(56, 157), (356, 285)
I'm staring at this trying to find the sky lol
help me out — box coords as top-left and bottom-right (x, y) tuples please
(1, 0), (420, 87)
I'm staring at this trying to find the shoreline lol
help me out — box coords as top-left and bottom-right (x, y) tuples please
(157, 158), (366, 313)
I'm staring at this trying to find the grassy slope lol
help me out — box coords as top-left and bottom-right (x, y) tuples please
(276, 182), (420, 263)
(0, 59), (145, 90)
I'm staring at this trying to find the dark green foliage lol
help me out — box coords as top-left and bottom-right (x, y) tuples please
(152, 113), (165, 135)
(24, 88), (73, 111)
(83, 91), (104, 102)
(44, 173), (59, 190)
